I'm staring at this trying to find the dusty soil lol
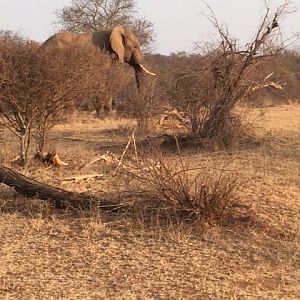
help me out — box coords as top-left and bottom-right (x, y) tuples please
(0, 105), (299, 299)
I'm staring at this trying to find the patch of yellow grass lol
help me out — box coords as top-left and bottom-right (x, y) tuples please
(0, 105), (299, 299)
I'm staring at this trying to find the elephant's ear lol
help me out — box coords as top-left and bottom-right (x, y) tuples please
(110, 26), (125, 63)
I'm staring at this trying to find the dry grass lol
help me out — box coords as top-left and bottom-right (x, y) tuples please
(0, 105), (299, 299)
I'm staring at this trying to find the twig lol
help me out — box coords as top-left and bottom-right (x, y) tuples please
(79, 151), (115, 170)
(62, 173), (104, 182)
(132, 128), (138, 161)
(113, 130), (135, 175)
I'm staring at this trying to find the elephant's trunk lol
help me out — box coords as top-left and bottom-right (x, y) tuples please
(134, 66), (143, 90)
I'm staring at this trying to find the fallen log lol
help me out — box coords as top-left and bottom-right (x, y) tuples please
(0, 166), (120, 210)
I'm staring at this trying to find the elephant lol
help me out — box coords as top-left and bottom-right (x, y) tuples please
(43, 25), (156, 88)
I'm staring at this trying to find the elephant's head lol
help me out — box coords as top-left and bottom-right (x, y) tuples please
(109, 26), (156, 87)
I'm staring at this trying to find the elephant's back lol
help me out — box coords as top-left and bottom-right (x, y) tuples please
(92, 31), (112, 52)
(43, 32), (92, 49)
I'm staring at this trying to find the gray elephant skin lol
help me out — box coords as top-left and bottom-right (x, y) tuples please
(43, 26), (156, 88)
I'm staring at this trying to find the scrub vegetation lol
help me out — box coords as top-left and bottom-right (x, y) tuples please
(0, 1), (299, 299)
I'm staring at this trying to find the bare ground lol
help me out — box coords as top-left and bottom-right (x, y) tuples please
(0, 105), (299, 299)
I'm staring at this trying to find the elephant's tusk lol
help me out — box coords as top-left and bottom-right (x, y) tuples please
(139, 64), (156, 76)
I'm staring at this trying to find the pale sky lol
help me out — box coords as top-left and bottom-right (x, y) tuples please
(0, 0), (299, 54)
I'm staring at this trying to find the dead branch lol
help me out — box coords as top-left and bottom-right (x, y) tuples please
(0, 165), (121, 210)
(62, 174), (104, 183)
(34, 151), (69, 167)
(252, 81), (285, 91)
(79, 152), (116, 170)
(113, 129), (136, 175)
(159, 107), (190, 129)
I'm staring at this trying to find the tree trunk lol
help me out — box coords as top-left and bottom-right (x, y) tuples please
(36, 123), (47, 153)
(0, 165), (119, 210)
(19, 133), (27, 165)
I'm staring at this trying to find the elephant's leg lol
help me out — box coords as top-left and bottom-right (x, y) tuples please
(94, 96), (114, 118)
(103, 96), (113, 114)
(95, 106), (104, 118)
(93, 96), (105, 118)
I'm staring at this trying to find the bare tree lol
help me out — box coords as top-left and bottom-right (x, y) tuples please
(36, 44), (130, 152)
(0, 34), (45, 164)
(56, 0), (155, 51)
(158, 3), (294, 146)
(0, 32), (128, 164)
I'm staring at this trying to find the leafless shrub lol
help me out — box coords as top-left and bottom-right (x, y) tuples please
(0, 34), (45, 164)
(127, 78), (160, 133)
(0, 32), (128, 164)
(152, 3), (295, 147)
(126, 156), (240, 223)
(200, 6), (284, 139)
(86, 63), (130, 118)
(33, 45), (108, 152)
